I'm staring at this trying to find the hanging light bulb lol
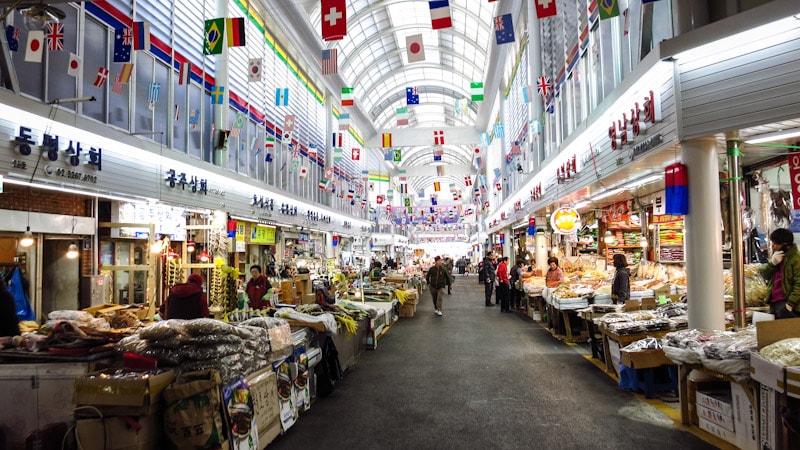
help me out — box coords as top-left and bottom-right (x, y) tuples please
(603, 231), (615, 245)
(198, 249), (211, 262)
(66, 242), (80, 259)
(167, 248), (179, 260)
(639, 236), (649, 248)
(20, 226), (34, 248)
(186, 240), (196, 253)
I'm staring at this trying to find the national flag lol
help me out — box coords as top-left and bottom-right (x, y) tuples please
(322, 48), (338, 75)
(174, 105), (181, 121)
(248, 58), (262, 82)
(119, 63), (134, 83)
(522, 84), (531, 103)
(536, 76), (552, 97)
(406, 33), (425, 63)
(494, 14), (515, 45)
(251, 137), (260, 154)
(275, 88), (289, 106)
(493, 168), (502, 178)
(429, 0), (452, 30)
(341, 87), (354, 106)
(362, 170), (369, 180)
(332, 132), (343, 147)
(399, 169), (407, 182)
(226, 17), (245, 47)
(265, 151), (273, 162)
(230, 113), (245, 137)
(434, 130), (445, 145)
(299, 166), (308, 179)
(464, 176), (472, 187)
(334, 148), (343, 162)
(265, 136), (276, 149)
(471, 82), (484, 101)
(211, 85), (225, 104)
(132, 21), (150, 51)
(623, 8), (630, 35)
(189, 109), (200, 129)
(282, 130), (293, 143)
(113, 28), (131, 62)
(436, 166), (445, 177)
(406, 86), (419, 105)
(512, 141), (521, 155)
(178, 61), (191, 85)
(396, 107), (409, 126)
(45, 23), (64, 51)
(67, 53), (81, 77)
(433, 153), (442, 162)
(535, 0), (558, 18)
(599, 0), (620, 19)
(318, 178), (330, 189)
(433, 147), (444, 157)
(384, 150), (393, 161)
(494, 123), (506, 138)
(321, 0), (347, 41)
(284, 114), (296, 132)
(25, 30), (43, 63)
(431, 196), (438, 206)
(93, 66), (109, 87)
(290, 158), (300, 172)
(418, 190), (425, 199)
(147, 82), (160, 104)
(347, 189), (355, 199)
(393, 149), (402, 162)
(480, 132), (490, 146)
(351, 148), (360, 160)
(5, 25), (19, 52)
(110, 73), (123, 95)
(338, 113), (350, 130)
(204, 18), (224, 55)
(381, 133), (392, 148)
(308, 144), (318, 158)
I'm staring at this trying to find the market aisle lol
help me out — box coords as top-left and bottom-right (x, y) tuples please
(269, 277), (716, 450)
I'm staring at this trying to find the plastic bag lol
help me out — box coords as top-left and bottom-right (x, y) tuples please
(760, 337), (800, 367)
(9, 268), (34, 321)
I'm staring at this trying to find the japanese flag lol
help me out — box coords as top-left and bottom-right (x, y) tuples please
(67, 53), (81, 77)
(25, 30), (43, 63)
(299, 166), (308, 179)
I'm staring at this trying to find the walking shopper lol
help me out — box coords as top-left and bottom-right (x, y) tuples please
(425, 256), (451, 316)
(482, 253), (496, 306)
(497, 257), (511, 312)
(160, 274), (209, 320)
(444, 257), (454, 294)
(759, 227), (800, 319)
(611, 254), (631, 304)
(510, 259), (524, 311)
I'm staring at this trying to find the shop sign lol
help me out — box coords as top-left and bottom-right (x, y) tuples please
(306, 210), (331, 223)
(235, 222), (246, 242)
(165, 169), (208, 194)
(788, 152), (800, 210)
(651, 214), (683, 224)
(630, 134), (663, 161)
(608, 89), (661, 150)
(343, 221), (352, 229)
(653, 192), (665, 216)
(603, 200), (632, 224)
(118, 202), (186, 241)
(280, 203), (298, 215)
(13, 127), (102, 183)
(530, 183), (542, 201)
(250, 224), (276, 244)
(550, 207), (581, 234)
(252, 195), (274, 210)
(514, 200), (522, 212)
(298, 232), (310, 244)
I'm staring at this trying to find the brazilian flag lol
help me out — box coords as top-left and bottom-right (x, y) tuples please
(598, 0), (620, 20)
(204, 18), (224, 55)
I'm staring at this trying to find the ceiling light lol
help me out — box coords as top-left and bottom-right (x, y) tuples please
(186, 240), (196, 253)
(198, 249), (211, 262)
(20, 227), (34, 247)
(623, 174), (662, 189)
(603, 231), (615, 245)
(744, 127), (800, 144)
(639, 237), (649, 248)
(19, 3), (66, 31)
(66, 242), (80, 259)
(592, 188), (625, 202)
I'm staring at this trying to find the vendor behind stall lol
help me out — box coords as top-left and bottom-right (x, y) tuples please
(160, 274), (209, 320)
(545, 257), (564, 287)
(246, 265), (273, 309)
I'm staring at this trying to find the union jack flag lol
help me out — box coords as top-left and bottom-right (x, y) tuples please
(122, 27), (133, 46)
(45, 23), (64, 51)
(536, 76), (552, 97)
(494, 16), (504, 30)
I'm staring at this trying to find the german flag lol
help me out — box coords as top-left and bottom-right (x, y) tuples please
(226, 17), (245, 47)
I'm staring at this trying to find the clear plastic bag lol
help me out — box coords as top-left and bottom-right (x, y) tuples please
(759, 337), (800, 367)
(139, 320), (187, 340)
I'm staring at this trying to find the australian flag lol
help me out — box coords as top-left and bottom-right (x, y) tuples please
(5, 25), (19, 52)
(406, 86), (419, 105)
(494, 14), (515, 45)
(113, 27), (132, 62)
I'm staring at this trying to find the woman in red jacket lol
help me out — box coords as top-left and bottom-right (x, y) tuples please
(246, 265), (273, 309)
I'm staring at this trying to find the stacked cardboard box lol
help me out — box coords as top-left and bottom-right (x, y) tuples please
(695, 389), (736, 445)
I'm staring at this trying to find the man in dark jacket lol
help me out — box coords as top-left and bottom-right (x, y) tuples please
(759, 228), (800, 319)
(0, 282), (20, 337)
(425, 256), (451, 317)
(482, 254), (496, 307)
(160, 274), (209, 320)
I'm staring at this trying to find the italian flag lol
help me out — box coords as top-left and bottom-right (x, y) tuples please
(341, 87), (354, 106)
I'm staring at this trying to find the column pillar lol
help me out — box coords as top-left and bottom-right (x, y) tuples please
(535, 229), (547, 272)
(325, 231), (334, 259)
(682, 137), (725, 331)
(527, 0), (543, 172)
(324, 90), (334, 208)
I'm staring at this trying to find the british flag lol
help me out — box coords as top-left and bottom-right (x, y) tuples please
(45, 23), (64, 51)
(122, 27), (133, 46)
(536, 76), (552, 97)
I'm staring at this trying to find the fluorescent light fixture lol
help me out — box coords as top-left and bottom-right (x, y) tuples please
(623, 174), (662, 189)
(744, 127), (800, 144)
(591, 188), (624, 202)
(574, 200), (591, 209)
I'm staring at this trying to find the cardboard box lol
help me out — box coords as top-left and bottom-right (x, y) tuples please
(73, 369), (175, 416)
(760, 384), (778, 450)
(731, 381), (758, 450)
(652, 284), (672, 297)
(698, 417), (736, 444)
(75, 414), (163, 450)
(399, 304), (415, 318)
(247, 368), (280, 436)
(257, 418), (281, 450)
(624, 299), (640, 312)
(83, 303), (125, 317)
(696, 404), (734, 432)
(300, 293), (316, 305)
(749, 351), (800, 399)
(695, 390), (733, 416)
(620, 349), (673, 369)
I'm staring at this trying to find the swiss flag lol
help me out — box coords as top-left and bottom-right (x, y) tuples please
(534, 0), (557, 18)
(321, 0), (346, 41)
(376, 195), (384, 205)
(351, 148), (360, 160)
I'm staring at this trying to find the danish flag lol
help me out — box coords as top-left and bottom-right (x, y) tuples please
(434, 130), (445, 146)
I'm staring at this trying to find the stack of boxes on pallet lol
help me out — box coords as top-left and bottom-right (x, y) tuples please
(693, 381), (757, 450)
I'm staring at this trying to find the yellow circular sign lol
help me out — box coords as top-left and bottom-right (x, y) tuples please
(550, 207), (581, 234)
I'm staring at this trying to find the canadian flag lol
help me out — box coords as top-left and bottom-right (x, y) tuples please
(351, 148), (360, 160)
(376, 195), (384, 204)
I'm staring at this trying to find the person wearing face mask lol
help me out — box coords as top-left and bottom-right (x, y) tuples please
(759, 228), (800, 319)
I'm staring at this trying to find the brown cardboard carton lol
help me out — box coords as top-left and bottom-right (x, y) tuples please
(247, 368), (280, 435)
(75, 414), (163, 450)
(73, 369), (175, 416)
